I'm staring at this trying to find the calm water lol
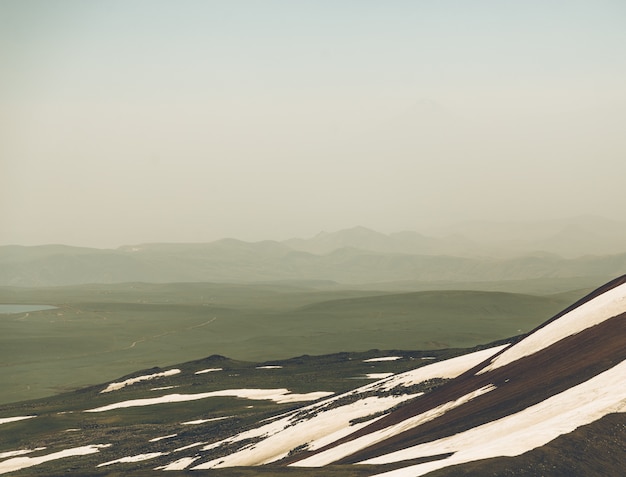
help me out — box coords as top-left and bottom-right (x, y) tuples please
(0, 304), (57, 314)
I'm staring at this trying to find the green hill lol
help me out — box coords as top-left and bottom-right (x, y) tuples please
(0, 283), (579, 405)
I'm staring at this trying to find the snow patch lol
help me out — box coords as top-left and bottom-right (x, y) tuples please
(181, 416), (232, 425)
(188, 344), (506, 469)
(478, 283), (626, 374)
(364, 373), (394, 379)
(98, 452), (167, 467)
(149, 434), (177, 442)
(101, 369), (181, 393)
(366, 359), (626, 476)
(277, 391), (333, 403)
(0, 415), (36, 425)
(194, 368), (222, 374)
(156, 456), (200, 470)
(370, 345), (507, 393)
(0, 448), (46, 459)
(257, 365), (283, 369)
(192, 393), (419, 469)
(292, 384), (496, 467)
(86, 389), (332, 413)
(0, 444), (110, 475)
(364, 356), (402, 363)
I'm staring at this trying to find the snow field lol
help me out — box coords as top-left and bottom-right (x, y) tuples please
(192, 393), (421, 469)
(365, 345), (507, 393)
(292, 384), (497, 467)
(367, 359), (626, 477)
(85, 388), (333, 412)
(172, 442), (207, 452)
(478, 283), (626, 374)
(0, 444), (110, 475)
(185, 345), (506, 470)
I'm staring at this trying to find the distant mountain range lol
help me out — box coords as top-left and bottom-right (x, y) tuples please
(2, 216), (626, 286)
(286, 216), (626, 258)
(283, 226), (481, 256)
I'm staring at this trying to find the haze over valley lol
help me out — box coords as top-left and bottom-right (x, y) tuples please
(1, 1), (625, 475)
(3, 216), (626, 288)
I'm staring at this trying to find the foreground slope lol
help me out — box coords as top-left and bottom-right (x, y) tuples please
(0, 344), (505, 476)
(285, 275), (626, 475)
(0, 276), (623, 476)
(176, 275), (625, 474)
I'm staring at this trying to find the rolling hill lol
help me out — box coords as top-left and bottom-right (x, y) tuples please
(0, 284), (574, 405)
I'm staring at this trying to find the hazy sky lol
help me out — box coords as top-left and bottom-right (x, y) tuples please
(2, 1), (626, 248)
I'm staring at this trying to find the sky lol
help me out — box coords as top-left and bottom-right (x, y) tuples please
(2, 0), (626, 248)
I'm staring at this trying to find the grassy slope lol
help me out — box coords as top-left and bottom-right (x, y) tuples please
(0, 282), (583, 405)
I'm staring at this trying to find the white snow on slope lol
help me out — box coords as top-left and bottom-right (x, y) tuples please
(257, 365), (283, 369)
(277, 391), (334, 403)
(370, 345), (507, 393)
(478, 283), (626, 374)
(173, 442), (207, 452)
(98, 452), (167, 467)
(185, 345), (506, 470)
(364, 356), (402, 362)
(101, 369), (181, 393)
(181, 416), (232, 425)
(0, 448), (46, 459)
(86, 389), (333, 412)
(194, 368), (222, 374)
(149, 434), (177, 442)
(0, 415), (36, 425)
(292, 384), (496, 467)
(192, 394), (419, 469)
(156, 456), (200, 470)
(305, 415), (389, 452)
(0, 444), (110, 475)
(366, 359), (626, 477)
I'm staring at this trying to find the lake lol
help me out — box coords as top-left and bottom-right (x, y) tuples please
(0, 304), (57, 314)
